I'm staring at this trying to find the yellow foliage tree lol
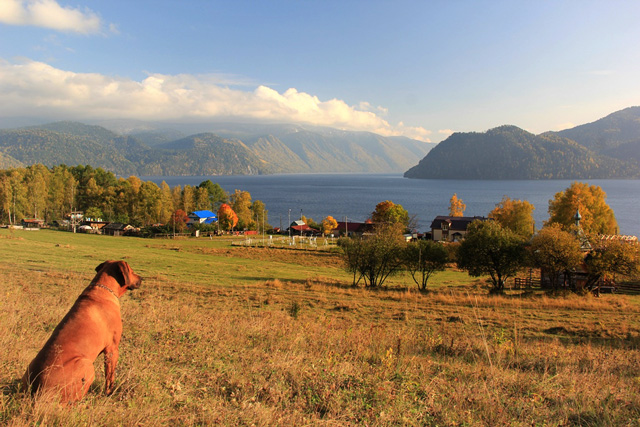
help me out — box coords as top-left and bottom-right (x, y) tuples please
(489, 196), (535, 238)
(320, 215), (338, 235)
(546, 181), (618, 235)
(448, 193), (466, 217)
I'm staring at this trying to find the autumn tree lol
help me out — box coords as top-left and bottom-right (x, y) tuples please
(320, 215), (339, 236)
(5, 169), (26, 224)
(403, 240), (449, 291)
(158, 181), (174, 225)
(489, 196), (536, 239)
(111, 178), (132, 224)
(124, 176), (143, 225)
(24, 164), (50, 219)
(585, 239), (639, 290)
(251, 200), (269, 232)
(449, 193), (466, 217)
(171, 209), (189, 233)
(371, 200), (411, 234)
(138, 180), (162, 225)
(230, 190), (253, 230)
(457, 220), (527, 293)
(546, 181), (617, 235)
(182, 185), (196, 214)
(529, 225), (583, 290)
(0, 173), (10, 223)
(195, 187), (210, 211)
(48, 166), (77, 221)
(217, 203), (238, 231)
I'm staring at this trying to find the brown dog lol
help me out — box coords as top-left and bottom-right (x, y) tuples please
(23, 260), (142, 404)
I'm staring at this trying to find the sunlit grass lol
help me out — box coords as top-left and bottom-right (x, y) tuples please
(3, 228), (640, 425)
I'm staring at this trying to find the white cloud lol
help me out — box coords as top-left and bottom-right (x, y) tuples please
(0, 0), (102, 34)
(438, 129), (455, 136)
(0, 58), (432, 141)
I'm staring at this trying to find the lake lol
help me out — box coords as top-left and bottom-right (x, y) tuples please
(142, 174), (640, 236)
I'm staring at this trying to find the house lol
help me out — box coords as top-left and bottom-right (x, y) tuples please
(103, 222), (135, 236)
(21, 218), (45, 229)
(335, 221), (375, 236)
(188, 210), (218, 226)
(288, 220), (316, 236)
(82, 219), (109, 232)
(430, 216), (488, 242)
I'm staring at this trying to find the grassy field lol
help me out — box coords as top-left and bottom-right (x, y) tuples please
(2, 228), (640, 426)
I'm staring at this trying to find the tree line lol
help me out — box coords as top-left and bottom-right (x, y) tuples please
(0, 164), (269, 231)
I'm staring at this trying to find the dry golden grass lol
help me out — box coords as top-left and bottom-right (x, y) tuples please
(3, 230), (640, 425)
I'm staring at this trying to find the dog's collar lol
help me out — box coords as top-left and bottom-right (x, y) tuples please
(91, 282), (119, 300)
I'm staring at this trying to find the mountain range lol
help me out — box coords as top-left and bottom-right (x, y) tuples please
(0, 121), (434, 176)
(2, 106), (639, 179)
(405, 106), (640, 180)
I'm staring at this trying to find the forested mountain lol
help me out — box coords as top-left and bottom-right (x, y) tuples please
(404, 125), (639, 180)
(0, 151), (22, 169)
(0, 127), (139, 176)
(109, 121), (435, 174)
(553, 106), (640, 163)
(0, 121), (432, 176)
(137, 133), (271, 175)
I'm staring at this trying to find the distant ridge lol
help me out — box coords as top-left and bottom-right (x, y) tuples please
(405, 106), (640, 180)
(552, 106), (640, 163)
(0, 121), (433, 176)
(404, 124), (639, 180)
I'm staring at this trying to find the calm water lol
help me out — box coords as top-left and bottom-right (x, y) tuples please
(143, 174), (640, 236)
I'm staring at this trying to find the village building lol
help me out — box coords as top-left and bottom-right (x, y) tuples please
(429, 216), (489, 242)
(288, 220), (316, 236)
(334, 221), (374, 237)
(82, 219), (109, 233)
(102, 223), (135, 236)
(21, 218), (45, 229)
(188, 210), (218, 226)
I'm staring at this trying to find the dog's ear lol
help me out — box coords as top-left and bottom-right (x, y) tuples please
(112, 261), (132, 288)
(95, 261), (109, 273)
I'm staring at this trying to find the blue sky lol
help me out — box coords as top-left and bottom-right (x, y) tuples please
(1, 1), (639, 142)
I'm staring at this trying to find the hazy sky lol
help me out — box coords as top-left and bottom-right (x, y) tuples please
(1, 0), (639, 142)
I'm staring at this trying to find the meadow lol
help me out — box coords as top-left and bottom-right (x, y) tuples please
(2, 228), (640, 426)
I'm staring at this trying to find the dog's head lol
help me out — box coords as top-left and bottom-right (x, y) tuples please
(95, 260), (143, 291)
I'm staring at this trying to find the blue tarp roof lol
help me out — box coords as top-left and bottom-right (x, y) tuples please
(191, 210), (217, 219)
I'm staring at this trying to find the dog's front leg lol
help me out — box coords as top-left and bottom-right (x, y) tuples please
(104, 346), (119, 396)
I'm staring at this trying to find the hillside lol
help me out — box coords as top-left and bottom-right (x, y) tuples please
(117, 121), (436, 174)
(0, 121), (432, 176)
(0, 151), (23, 169)
(554, 106), (640, 152)
(137, 133), (271, 175)
(404, 125), (639, 180)
(0, 127), (139, 176)
(554, 106), (640, 163)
